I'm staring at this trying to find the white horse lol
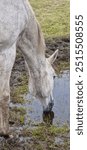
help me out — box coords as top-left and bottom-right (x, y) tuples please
(0, 0), (58, 135)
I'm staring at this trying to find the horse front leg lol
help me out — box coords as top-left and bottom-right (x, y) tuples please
(0, 44), (16, 136)
(0, 93), (10, 135)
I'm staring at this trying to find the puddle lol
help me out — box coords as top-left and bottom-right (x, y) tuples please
(24, 70), (70, 126)
(53, 70), (70, 125)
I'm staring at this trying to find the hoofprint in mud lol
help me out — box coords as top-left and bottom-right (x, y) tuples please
(0, 0), (58, 136)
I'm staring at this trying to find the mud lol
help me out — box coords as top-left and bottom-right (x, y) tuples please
(0, 37), (70, 150)
(46, 37), (70, 61)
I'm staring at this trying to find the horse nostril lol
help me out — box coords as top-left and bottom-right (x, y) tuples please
(43, 101), (54, 113)
(43, 95), (54, 112)
(49, 101), (54, 110)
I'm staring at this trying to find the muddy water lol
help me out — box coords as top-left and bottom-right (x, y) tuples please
(24, 70), (70, 126)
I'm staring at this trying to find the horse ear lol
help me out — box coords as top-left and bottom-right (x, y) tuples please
(48, 49), (59, 64)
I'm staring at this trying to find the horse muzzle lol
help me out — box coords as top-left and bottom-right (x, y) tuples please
(43, 96), (54, 112)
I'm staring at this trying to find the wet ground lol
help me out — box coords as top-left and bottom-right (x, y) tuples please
(0, 37), (70, 150)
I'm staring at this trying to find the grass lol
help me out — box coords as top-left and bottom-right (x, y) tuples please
(29, 0), (70, 38)
(9, 107), (26, 125)
(22, 124), (70, 149)
(54, 61), (70, 73)
(11, 73), (28, 104)
(31, 125), (69, 139)
(22, 123), (69, 138)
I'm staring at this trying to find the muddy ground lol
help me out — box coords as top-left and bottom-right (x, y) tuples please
(0, 37), (70, 150)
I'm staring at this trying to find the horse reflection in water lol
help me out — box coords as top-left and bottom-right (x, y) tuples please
(0, 0), (58, 136)
(43, 111), (54, 125)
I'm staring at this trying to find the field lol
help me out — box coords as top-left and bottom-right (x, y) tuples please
(29, 0), (70, 71)
(30, 0), (70, 38)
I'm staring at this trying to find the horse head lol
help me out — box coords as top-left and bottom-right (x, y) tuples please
(28, 49), (58, 112)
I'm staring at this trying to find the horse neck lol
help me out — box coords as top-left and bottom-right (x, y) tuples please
(26, 19), (46, 73)
(27, 54), (46, 80)
(17, 2), (47, 76)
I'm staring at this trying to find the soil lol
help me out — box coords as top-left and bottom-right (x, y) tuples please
(46, 37), (70, 62)
(0, 37), (70, 150)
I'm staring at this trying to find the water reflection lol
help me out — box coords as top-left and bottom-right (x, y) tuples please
(53, 70), (70, 125)
(24, 70), (69, 126)
(43, 111), (54, 125)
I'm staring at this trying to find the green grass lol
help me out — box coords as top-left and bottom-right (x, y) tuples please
(22, 124), (69, 138)
(22, 124), (69, 149)
(29, 0), (70, 38)
(11, 73), (28, 104)
(9, 107), (26, 125)
(54, 61), (70, 73)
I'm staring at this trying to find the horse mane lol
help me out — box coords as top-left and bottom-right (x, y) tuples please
(36, 21), (46, 54)
(23, 0), (46, 54)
